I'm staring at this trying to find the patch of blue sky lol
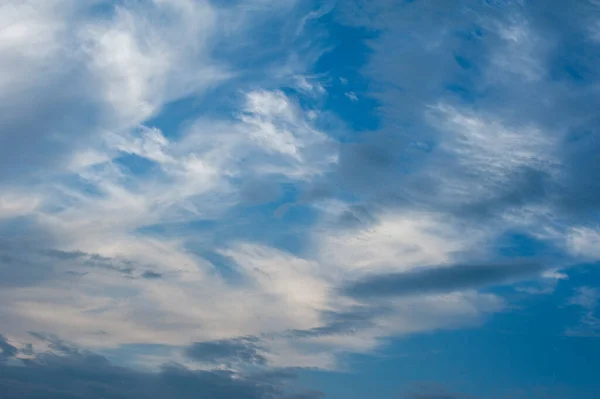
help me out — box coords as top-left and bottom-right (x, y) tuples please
(548, 34), (600, 84)
(297, 267), (600, 399)
(113, 153), (163, 177)
(312, 17), (381, 133)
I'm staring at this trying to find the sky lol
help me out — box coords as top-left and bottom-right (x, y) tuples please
(1, 0), (600, 398)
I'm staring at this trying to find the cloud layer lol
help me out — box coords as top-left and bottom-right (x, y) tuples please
(1, 0), (600, 397)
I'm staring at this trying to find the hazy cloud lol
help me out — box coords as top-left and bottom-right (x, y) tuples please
(185, 337), (267, 366)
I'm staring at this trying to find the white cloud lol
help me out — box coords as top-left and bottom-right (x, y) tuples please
(294, 76), (326, 96)
(0, 0), (317, 183)
(566, 227), (600, 260)
(569, 287), (600, 310)
(0, 83), (342, 365)
(314, 210), (485, 278)
(0, 193), (39, 219)
(30, 88), (336, 245)
(344, 91), (358, 101)
(566, 286), (600, 337)
(0, 0), (75, 94)
(425, 103), (557, 212)
(0, 206), (504, 370)
(79, 0), (228, 127)
(0, 0), (347, 368)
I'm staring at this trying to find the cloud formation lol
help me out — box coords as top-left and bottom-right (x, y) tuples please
(185, 337), (267, 367)
(0, 338), (319, 399)
(343, 261), (545, 299)
(1, 0), (600, 397)
(566, 286), (600, 337)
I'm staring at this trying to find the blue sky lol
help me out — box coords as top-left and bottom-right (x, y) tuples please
(1, 1), (600, 398)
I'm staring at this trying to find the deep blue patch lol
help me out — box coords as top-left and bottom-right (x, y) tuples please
(444, 83), (478, 103)
(549, 33), (600, 84)
(297, 268), (600, 399)
(313, 14), (381, 133)
(455, 24), (485, 42)
(496, 232), (551, 258)
(145, 96), (206, 139)
(196, 250), (245, 284)
(454, 54), (474, 70)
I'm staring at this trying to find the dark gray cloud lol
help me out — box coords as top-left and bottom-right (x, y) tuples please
(344, 261), (545, 299)
(284, 307), (381, 339)
(41, 249), (137, 276)
(0, 336), (321, 399)
(27, 332), (81, 356)
(141, 271), (164, 279)
(0, 239), (168, 289)
(185, 337), (267, 366)
(0, 335), (18, 360)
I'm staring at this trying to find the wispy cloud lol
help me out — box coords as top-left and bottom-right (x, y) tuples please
(566, 287), (600, 337)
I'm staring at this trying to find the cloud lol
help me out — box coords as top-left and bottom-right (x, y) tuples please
(343, 261), (545, 299)
(2, 0), (600, 389)
(314, 210), (484, 276)
(141, 271), (163, 280)
(0, 0), (224, 183)
(0, 343), (317, 399)
(1, 216), (501, 367)
(566, 227), (600, 260)
(185, 337), (267, 366)
(344, 91), (358, 101)
(0, 203), (506, 371)
(0, 193), (40, 219)
(0, 335), (17, 360)
(565, 286), (600, 337)
(0, 0), (326, 185)
(0, 240), (167, 289)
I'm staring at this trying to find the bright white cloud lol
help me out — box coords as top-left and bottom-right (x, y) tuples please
(80, 0), (227, 126)
(315, 210), (485, 278)
(566, 227), (600, 260)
